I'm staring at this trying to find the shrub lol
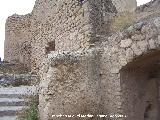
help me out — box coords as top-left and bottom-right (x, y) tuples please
(17, 96), (39, 120)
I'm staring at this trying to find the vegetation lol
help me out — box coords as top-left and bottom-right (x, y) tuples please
(17, 96), (39, 120)
(111, 11), (136, 31)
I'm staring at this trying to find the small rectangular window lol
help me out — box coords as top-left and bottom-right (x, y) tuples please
(45, 41), (55, 54)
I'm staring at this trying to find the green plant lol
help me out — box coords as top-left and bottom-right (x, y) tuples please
(111, 11), (136, 31)
(17, 96), (39, 120)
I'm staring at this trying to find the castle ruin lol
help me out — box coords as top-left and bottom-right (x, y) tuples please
(4, 0), (160, 119)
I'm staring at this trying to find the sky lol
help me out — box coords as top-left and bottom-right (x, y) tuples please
(0, 0), (152, 60)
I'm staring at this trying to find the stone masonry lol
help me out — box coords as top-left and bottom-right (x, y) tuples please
(5, 14), (32, 68)
(5, 0), (160, 120)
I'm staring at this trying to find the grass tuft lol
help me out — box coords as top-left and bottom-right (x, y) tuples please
(17, 96), (39, 120)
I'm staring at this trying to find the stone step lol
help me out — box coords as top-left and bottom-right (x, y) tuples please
(0, 106), (27, 116)
(0, 86), (38, 118)
(0, 116), (16, 120)
(0, 86), (38, 97)
(0, 74), (38, 87)
(0, 98), (27, 106)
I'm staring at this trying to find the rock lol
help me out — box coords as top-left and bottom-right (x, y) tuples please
(120, 39), (132, 48)
(111, 67), (120, 74)
(118, 55), (127, 66)
(131, 43), (142, 56)
(154, 17), (160, 27)
(134, 22), (145, 30)
(137, 40), (148, 52)
(148, 39), (156, 49)
(131, 34), (145, 41)
(126, 48), (134, 62)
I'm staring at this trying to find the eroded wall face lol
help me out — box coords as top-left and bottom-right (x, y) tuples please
(31, 0), (93, 71)
(4, 0), (117, 71)
(30, 0), (117, 71)
(38, 49), (102, 120)
(5, 14), (32, 67)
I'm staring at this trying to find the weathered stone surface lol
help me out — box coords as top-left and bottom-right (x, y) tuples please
(137, 40), (148, 52)
(118, 55), (127, 67)
(131, 34), (145, 41)
(131, 43), (142, 56)
(148, 39), (156, 49)
(125, 48), (134, 62)
(120, 39), (132, 48)
(39, 49), (102, 120)
(154, 17), (160, 27)
(110, 67), (120, 74)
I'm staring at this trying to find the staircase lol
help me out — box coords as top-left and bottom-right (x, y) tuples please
(0, 63), (39, 120)
(0, 86), (38, 120)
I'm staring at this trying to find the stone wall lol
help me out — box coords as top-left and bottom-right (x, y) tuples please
(30, 0), (117, 71)
(5, 0), (160, 120)
(37, 16), (160, 119)
(5, 14), (32, 67)
(4, 0), (135, 70)
(38, 48), (102, 120)
(100, 16), (160, 120)
(30, 0), (92, 71)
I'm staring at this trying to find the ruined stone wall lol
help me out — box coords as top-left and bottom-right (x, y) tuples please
(5, 0), (160, 120)
(30, 0), (117, 71)
(30, 0), (92, 71)
(4, 0), (133, 70)
(5, 14), (32, 67)
(38, 48), (102, 120)
(100, 16), (160, 119)
(112, 0), (137, 12)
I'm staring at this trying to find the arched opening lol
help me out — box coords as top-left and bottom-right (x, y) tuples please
(120, 50), (160, 120)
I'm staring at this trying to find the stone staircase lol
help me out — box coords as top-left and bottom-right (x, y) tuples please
(0, 86), (38, 120)
(0, 63), (39, 120)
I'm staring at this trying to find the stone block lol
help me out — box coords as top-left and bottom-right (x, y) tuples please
(120, 39), (132, 48)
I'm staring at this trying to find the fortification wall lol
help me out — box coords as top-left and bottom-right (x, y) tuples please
(30, 0), (92, 71)
(4, 0), (134, 70)
(30, 0), (117, 71)
(4, 14), (32, 67)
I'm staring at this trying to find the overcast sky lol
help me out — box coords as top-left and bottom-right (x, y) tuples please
(0, 0), (151, 59)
